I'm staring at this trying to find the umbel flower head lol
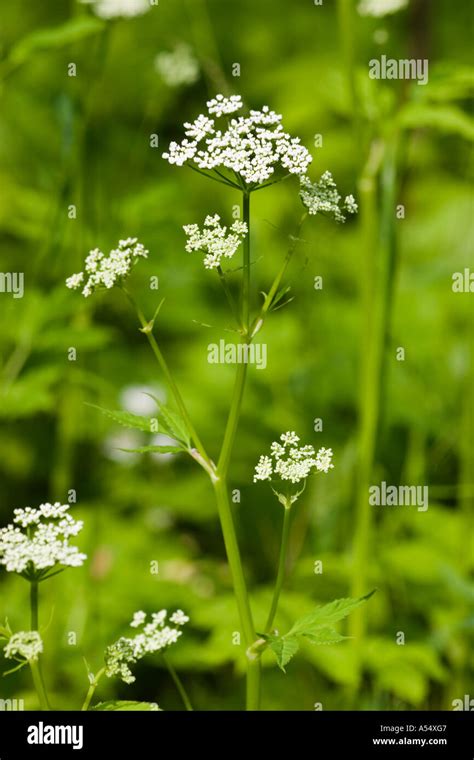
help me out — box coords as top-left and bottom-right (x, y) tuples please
(79, 0), (151, 19)
(163, 94), (313, 188)
(66, 238), (148, 297)
(299, 172), (358, 222)
(183, 214), (248, 269)
(105, 609), (189, 684)
(254, 431), (334, 508)
(0, 502), (87, 578)
(3, 631), (43, 663)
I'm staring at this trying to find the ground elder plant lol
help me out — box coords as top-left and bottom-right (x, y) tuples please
(63, 93), (373, 710)
(0, 503), (190, 711)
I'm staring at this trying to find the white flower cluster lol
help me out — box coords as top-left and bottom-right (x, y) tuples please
(155, 43), (199, 87)
(299, 172), (358, 222)
(4, 631), (43, 662)
(254, 431), (334, 485)
(105, 609), (189, 684)
(80, 0), (151, 19)
(183, 214), (248, 269)
(358, 0), (408, 17)
(0, 503), (87, 575)
(163, 94), (313, 186)
(66, 238), (148, 297)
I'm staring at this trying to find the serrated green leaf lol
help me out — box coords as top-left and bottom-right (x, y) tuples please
(288, 591), (376, 637)
(266, 634), (299, 672)
(302, 627), (348, 645)
(86, 404), (157, 433)
(90, 700), (161, 711)
(143, 396), (191, 447)
(119, 445), (185, 455)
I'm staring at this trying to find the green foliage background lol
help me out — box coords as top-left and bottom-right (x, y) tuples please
(0, 0), (472, 710)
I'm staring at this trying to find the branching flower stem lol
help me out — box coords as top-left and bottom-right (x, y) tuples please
(264, 506), (292, 633)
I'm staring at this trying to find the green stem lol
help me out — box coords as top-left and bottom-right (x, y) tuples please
(217, 361), (247, 476)
(81, 668), (105, 711)
(29, 581), (51, 710)
(249, 213), (306, 337)
(124, 291), (210, 467)
(336, 0), (361, 150)
(242, 192), (251, 332)
(245, 658), (261, 711)
(162, 652), (193, 711)
(29, 661), (50, 712)
(265, 507), (292, 633)
(212, 478), (255, 647)
(217, 265), (243, 330)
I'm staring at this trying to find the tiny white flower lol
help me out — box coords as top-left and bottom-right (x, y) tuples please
(130, 610), (146, 628)
(4, 631), (43, 662)
(163, 94), (313, 188)
(105, 608), (189, 684)
(66, 238), (148, 297)
(170, 609), (190, 626)
(183, 214), (248, 270)
(299, 172), (358, 223)
(0, 503), (86, 576)
(254, 433), (334, 495)
(315, 447), (334, 473)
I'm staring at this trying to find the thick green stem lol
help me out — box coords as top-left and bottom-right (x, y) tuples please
(162, 652), (193, 711)
(350, 140), (397, 640)
(265, 507), (292, 633)
(29, 661), (50, 712)
(29, 581), (51, 710)
(245, 657), (261, 711)
(212, 478), (255, 647)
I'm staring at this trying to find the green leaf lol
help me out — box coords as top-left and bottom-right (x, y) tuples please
(302, 627), (349, 645)
(119, 445), (185, 454)
(8, 17), (105, 67)
(288, 591), (376, 636)
(398, 103), (474, 141)
(86, 404), (157, 434)
(90, 701), (161, 711)
(266, 634), (299, 672)
(144, 396), (191, 447)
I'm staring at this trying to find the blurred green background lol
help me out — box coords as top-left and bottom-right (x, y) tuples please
(0, 0), (472, 710)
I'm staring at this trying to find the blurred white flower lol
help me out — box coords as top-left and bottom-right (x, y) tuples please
(103, 430), (142, 464)
(80, 0), (151, 19)
(358, 0), (408, 17)
(183, 214), (248, 270)
(155, 43), (199, 87)
(4, 631), (43, 663)
(163, 94), (313, 187)
(120, 385), (162, 416)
